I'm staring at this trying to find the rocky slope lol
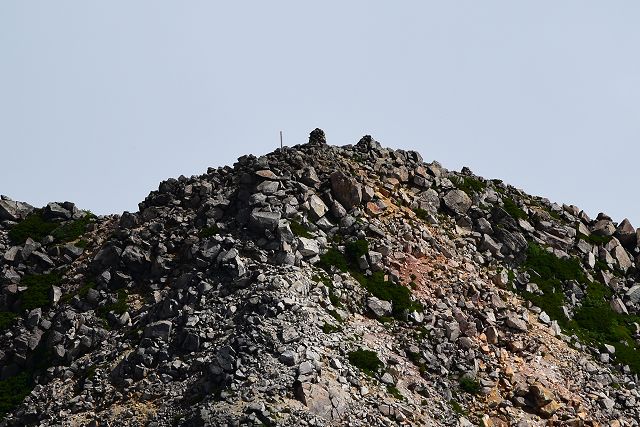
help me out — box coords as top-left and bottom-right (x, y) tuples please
(1, 129), (639, 426)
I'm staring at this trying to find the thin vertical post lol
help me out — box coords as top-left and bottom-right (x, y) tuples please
(280, 131), (283, 149)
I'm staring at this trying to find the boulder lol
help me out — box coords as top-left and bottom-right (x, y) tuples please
(480, 234), (503, 256)
(300, 167), (321, 186)
(626, 285), (640, 304)
(330, 172), (362, 210)
(42, 202), (73, 220)
(614, 219), (638, 250)
(442, 189), (472, 215)
(610, 298), (628, 315)
(256, 180), (279, 195)
(250, 211), (281, 232)
(0, 198), (34, 221)
(495, 228), (527, 255)
(416, 189), (440, 213)
(506, 314), (528, 332)
(144, 320), (172, 340)
(298, 238), (320, 257)
(308, 195), (328, 220)
(611, 245), (633, 272)
(592, 219), (616, 237)
(92, 245), (122, 269)
(366, 297), (392, 318)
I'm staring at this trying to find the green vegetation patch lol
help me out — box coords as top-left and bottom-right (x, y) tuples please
(20, 272), (63, 311)
(576, 231), (612, 246)
(348, 349), (384, 376)
(98, 289), (129, 319)
(289, 220), (312, 239)
(318, 248), (349, 273)
(345, 239), (369, 263)
(8, 210), (58, 244)
(352, 271), (422, 319)
(50, 213), (95, 242)
(8, 210), (94, 245)
(60, 281), (96, 305)
(0, 372), (31, 419)
(0, 312), (17, 331)
(459, 376), (481, 394)
(387, 385), (403, 400)
(450, 399), (467, 415)
(519, 243), (640, 373)
(321, 322), (341, 334)
(502, 197), (527, 220)
(452, 176), (486, 195)
(319, 239), (420, 320)
(523, 243), (585, 283)
(199, 225), (219, 238)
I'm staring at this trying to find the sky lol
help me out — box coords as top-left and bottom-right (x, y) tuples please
(1, 2), (639, 227)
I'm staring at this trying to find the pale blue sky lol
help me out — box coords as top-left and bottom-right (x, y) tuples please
(1, 2), (639, 227)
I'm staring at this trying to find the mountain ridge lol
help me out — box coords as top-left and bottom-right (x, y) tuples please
(0, 129), (639, 426)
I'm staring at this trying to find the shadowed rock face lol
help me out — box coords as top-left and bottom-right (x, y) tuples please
(0, 130), (639, 426)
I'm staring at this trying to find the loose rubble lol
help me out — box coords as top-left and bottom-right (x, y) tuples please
(1, 130), (639, 426)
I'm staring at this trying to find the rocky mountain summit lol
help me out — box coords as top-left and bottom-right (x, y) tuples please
(1, 129), (640, 426)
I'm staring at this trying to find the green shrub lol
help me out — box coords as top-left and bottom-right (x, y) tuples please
(519, 243), (640, 374)
(352, 271), (421, 319)
(75, 239), (89, 249)
(199, 225), (219, 238)
(8, 211), (94, 245)
(449, 400), (466, 415)
(345, 239), (369, 263)
(502, 198), (527, 220)
(613, 342), (640, 374)
(387, 385), (403, 400)
(523, 243), (585, 283)
(98, 289), (128, 318)
(0, 312), (17, 331)
(459, 376), (481, 394)
(327, 309), (342, 322)
(413, 208), (431, 221)
(50, 213), (95, 242)
(321, 322), (340, 334)
(289, 220), (312, 239)
(452, 176), (486, 195)
(8, 210), (58, 244)
(60, 281), (96, 305)
(576, 232), (612, 246)
(318, 248), (349, 273)
(348, 349), (384, 376)
(0, 372), (31, 418)
(20, 272), (63, 311)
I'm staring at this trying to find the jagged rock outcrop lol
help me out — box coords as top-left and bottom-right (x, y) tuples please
(1, 129), (639, 426)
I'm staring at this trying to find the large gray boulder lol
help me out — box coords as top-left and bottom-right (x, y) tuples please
(308, 195), (328, 220)
(250, 211), (281, 232)
(614, 219), (638, 250)
(0, 198), (34, 221)
(592, 219), (616, 237)
(298, 237), (320, 257)
(144, 320), (172, 340)
(416, 189), (440, 213)
(42, 202), (74, 221)
(442, 189), (472, 215)
(367, 297), (392, 318)
(611, 245), (633, 272)
(121, 245), (151, 274)
(330, 171), (362, 211)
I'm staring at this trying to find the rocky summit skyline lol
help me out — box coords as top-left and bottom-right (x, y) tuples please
(1, 129), (639, 426)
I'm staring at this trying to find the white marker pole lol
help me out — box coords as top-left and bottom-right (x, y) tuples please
(280, 131), (283, 149)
